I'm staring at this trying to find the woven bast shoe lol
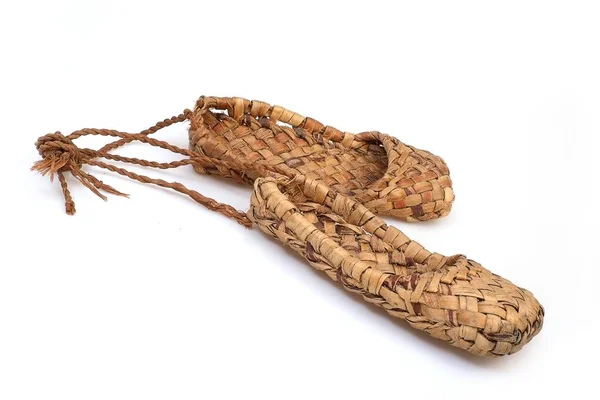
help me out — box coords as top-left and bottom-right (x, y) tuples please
(189, 96), (454, 221)
(249, 176), (544, 356)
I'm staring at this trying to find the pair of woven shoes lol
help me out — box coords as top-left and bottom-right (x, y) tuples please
(33, 95), (544, 357)
(188, 97), (543, 357)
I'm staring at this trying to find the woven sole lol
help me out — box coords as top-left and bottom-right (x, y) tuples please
(189, 96), (454, 221)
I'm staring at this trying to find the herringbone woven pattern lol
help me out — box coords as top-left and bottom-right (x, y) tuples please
(190, 96), (454, 221)
(249, 176), (544, 356)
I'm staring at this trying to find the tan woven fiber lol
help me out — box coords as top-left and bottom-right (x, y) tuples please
(188, 96), (454, 221)
(32, 111), (543, 357)
(249, 176), (543, 356)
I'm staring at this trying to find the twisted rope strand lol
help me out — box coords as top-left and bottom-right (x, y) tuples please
(89, 110), (193, 153)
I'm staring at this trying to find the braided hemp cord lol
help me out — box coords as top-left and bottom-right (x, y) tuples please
(32, 112), (278, 227)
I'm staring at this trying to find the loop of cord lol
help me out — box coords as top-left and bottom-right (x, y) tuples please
(31, 110), (280, 228)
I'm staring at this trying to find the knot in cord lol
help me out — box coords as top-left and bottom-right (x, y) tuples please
(32, 131), (128, 215)
(34, 132), (85, 175)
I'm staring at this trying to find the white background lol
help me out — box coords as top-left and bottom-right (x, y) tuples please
(1, 1), (599, 399)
